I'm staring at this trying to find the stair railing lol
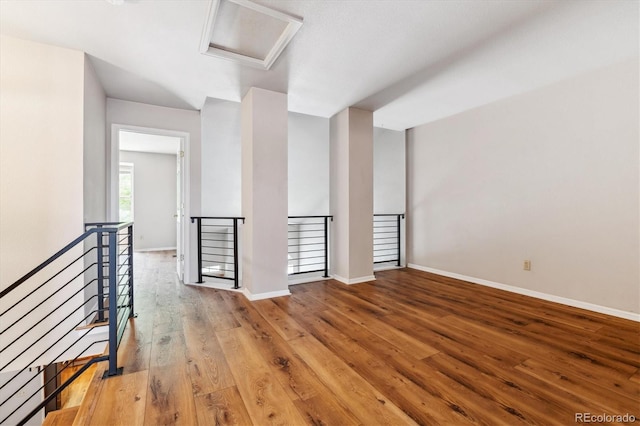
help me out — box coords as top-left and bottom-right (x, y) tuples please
(288, 216), (333, 277)
(0, 222), (134, 426)
(373, 214), (405, 267)
(191, 217), (244, 289)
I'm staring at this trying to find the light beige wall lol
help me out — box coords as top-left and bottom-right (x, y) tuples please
(329, 109), (350, 279)
(0, 35), (85, 287)
(241, 88), (289, 298)
(407, 58), (639, 315)
(240, 94), (254, 290)
(83, 56), (107, 223)
(348, 108), (374, 280)
(330, 107), (374, 283)
(0, 36), (90, 375)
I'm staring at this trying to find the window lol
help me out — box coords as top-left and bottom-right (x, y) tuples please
(119, 163), (134, 222)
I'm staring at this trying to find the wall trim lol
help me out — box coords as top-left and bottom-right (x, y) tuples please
(243, 288), (291, 301)
(332, 274), (376, 285)
(186, 280), (243, 293)
(374, 264), (403, 272)
(289, 275), (331, 285)
(134, 247), (177, 253)
(408, 264), (640, 322)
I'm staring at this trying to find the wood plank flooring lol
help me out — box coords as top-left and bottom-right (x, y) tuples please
(61, 361), (97, 408)
(43, 407), (80, 426)
(75, 251), (640, 425)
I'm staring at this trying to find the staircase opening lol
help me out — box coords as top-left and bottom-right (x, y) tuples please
(43, 356), (98, 415)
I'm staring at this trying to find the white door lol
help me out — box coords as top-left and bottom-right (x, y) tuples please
(176, 148), (185, 280)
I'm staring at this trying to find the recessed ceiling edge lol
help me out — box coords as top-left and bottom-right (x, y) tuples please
(199, 0), (302, 70)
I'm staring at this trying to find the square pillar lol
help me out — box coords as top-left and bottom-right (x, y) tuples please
(241, 88), (289, 299)
(330, 107), (375, 284)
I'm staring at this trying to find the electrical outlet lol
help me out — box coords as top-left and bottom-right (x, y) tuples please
(523, 260), (531, 271)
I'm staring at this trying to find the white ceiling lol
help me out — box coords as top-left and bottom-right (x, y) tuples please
(0, 0), (637, 130)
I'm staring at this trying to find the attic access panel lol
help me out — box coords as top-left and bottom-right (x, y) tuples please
(200, 0), (302, 70)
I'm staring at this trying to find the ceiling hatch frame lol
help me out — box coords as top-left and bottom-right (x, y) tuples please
(200, 0), (302, 70)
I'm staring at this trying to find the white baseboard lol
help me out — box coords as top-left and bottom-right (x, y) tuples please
(332, 274), (376, 285)
(186, 280), (243, 293)
(243, 288), (291, 301)
(134, 247), (177, 253)
(374, 264), (403, 272)
(408, 264), (640, 322)
(289, 275), (331, 285)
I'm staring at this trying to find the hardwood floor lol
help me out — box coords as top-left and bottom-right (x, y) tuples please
(74, 251), (639, 425)
(60, 361), (97, 408)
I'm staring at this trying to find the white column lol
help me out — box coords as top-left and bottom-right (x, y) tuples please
(241, 88), (289, 299)
(330, 107), (375, 284)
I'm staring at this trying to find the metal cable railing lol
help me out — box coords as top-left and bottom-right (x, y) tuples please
(0, 222), (134, 426)
(191, 217), (244, 289)
(373, 214), (404, 266)
(288, 216), (332, 277)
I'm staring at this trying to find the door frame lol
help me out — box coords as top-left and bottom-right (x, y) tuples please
(108, 123), (191, 283)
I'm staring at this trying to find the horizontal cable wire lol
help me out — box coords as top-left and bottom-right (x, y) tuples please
(0, 248), (96, 317)
(1, 263), (96, 336)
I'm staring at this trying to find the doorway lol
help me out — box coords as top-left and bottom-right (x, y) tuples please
(109, 125), (190, 282)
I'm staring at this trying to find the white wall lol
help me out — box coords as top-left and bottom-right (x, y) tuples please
(201, 98), (242, 216)
(407, 58), (639, 315)
(289, 112), (330, 215)
(82, 56), (107, 319)
(374, 128), (405, 214)
(106, 98), (201, 283)
(83, 56), (107, 223)
(0, 369), (43, 425)
(0, 35), (85, 287)
(0, 36), (92, 420)
(201, 100), (403, 219)
(201, 98), (331, 216)
(120, 151), (177, 251)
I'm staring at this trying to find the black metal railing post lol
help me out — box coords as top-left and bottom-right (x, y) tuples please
(233, 218), (239, 289)
(323, 216), (329, 277)
(96, 225), (105, 322)
(191, 217), (244, 288)
(287, 215), (332, 277)
(397, 214), (402, 266)
(107, 229), (119, 377)
(127, 224), (134, 318)
(195, 217), (203, 283)
(373, 214), (405, 267)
